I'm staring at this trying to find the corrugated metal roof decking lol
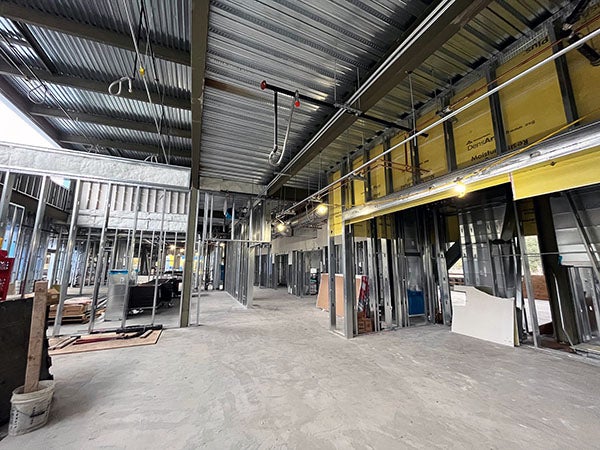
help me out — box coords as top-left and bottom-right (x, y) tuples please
(0, 0), (570, 190)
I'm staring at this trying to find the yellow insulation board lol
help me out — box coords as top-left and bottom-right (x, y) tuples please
(390, 131), (413, 192)
(368, 144), (386, 199)
(452, 77), (496, 168)
(511, 146), (600, 200)
(497, 35), (566, 151)
(416, 110), (447, 181)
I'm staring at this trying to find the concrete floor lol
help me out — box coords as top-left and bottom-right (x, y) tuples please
(4, 289), (600, 449)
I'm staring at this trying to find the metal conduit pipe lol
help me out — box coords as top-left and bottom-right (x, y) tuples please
(276, 27), (600, 218)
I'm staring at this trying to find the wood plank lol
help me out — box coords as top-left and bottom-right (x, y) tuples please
(24, 281), (47, 393)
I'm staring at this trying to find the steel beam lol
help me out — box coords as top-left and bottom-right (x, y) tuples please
(0, 61), (189, 110)
(341, 222), (356, 338)
(30, 106), (191, 139)
(265, 0), (493, 195)
(549, 23), (578, 123)
(58, 135), (190, 159)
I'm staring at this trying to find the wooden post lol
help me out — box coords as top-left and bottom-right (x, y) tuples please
(24, 281), (48, 393)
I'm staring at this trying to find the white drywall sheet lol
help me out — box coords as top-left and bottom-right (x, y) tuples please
(451, 286), (515, 347)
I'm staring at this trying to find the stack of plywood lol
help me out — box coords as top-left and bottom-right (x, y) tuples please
(48, 297), (104, 324)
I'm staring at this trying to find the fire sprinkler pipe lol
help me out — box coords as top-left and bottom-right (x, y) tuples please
(261, 80), (413, 133)
(276, 26), (600, 218)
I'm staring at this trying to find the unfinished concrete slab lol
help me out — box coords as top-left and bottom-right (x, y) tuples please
(4, 289), (600, 449)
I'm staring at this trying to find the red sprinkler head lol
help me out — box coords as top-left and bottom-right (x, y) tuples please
(294, 99), (300, 108)
(260, 80), (267, 90)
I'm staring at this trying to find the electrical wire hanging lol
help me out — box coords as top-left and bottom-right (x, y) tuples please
(122, 0), (170, 164)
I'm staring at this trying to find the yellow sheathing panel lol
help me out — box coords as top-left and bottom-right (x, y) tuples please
(353, 220), (369, 238)
(511, 146), (600, 200)
(348, 174), (510, 224)
(390, 132), (413, 192)
(452, 78), (496, 168)
(369, 144), (386, 198)
(329, 171), (343, 236)
(566, 3), (600, 125)
(417, 110), (447, 181)
(497, 36), (567, 150)
(352, 156), (365, 207)
(376, 215), (393, 239)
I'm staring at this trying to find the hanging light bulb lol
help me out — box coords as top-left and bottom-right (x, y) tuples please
(276, 222), (287, 233)
(315, 203), (329, 216)
(454, 181), (467, 198)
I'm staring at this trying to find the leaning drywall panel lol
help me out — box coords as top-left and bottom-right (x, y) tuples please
(451, 286), (515, 347)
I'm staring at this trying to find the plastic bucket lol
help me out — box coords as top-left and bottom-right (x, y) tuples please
(9, 380), (55, 436)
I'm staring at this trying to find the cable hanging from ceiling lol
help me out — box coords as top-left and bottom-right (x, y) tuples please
(117, 0), (173, 164)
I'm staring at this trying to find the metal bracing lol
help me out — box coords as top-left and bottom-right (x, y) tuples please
(513, 201), (540, 347)
(21, 175), (49, 295)
(565, 192), (600, 283)
(53, 180), (81, 336)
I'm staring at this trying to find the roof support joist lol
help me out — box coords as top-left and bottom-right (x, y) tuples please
(0, 2), (264, 104)
(58, 134), (191, 160)
(0, 61), (190, 110)
(0, 2), (189, 66)
(29, 105), (191, 139)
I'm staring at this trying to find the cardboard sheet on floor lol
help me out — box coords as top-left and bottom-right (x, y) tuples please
(316, 274), (361, 318)
(451, 286), (515, 347)
(48, 330), (162, 355)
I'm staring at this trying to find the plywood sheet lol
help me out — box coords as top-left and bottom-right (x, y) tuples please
(451, 286), (515, 347)
(316, 274), (361, 318)
(49, 330), (162, 355)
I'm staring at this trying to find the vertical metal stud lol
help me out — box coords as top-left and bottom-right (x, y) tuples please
(21, 176), (49, 295)
(89, 183), (113, 333)
(0, 171), (15, 248)
(53, 180), (81, 336)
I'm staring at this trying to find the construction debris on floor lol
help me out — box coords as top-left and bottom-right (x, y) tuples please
(48, 326), (162, 355)
(48, 297), (106, 324)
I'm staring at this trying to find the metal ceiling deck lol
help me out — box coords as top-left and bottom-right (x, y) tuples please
(0, 0), (571, 195)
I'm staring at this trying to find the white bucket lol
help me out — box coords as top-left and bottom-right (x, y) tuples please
(9, 380), (55, 436)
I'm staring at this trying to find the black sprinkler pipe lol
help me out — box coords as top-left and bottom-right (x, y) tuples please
(260, 80), (415, 133)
